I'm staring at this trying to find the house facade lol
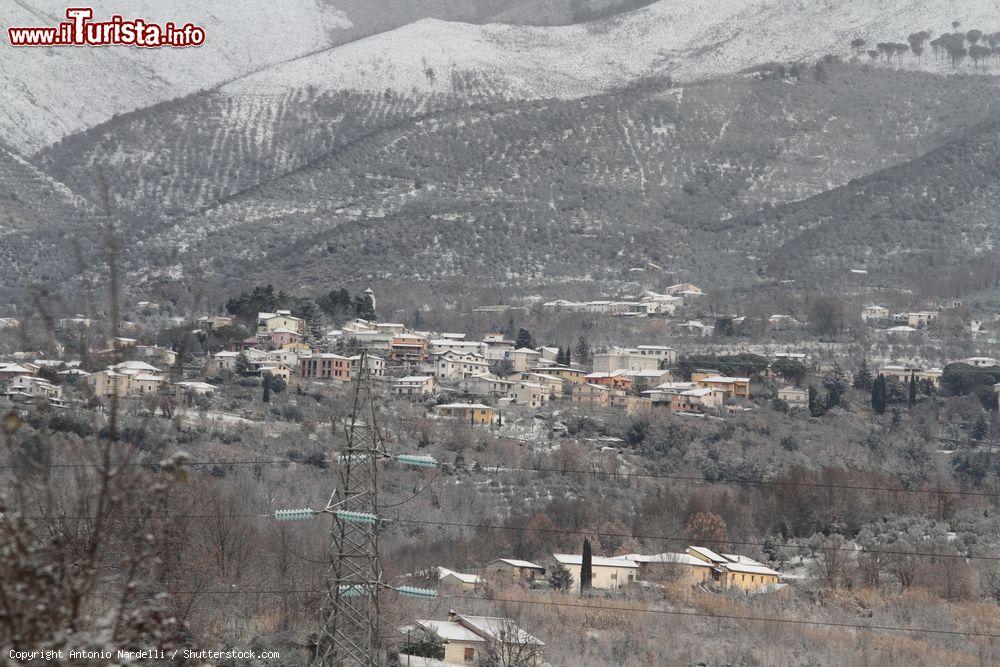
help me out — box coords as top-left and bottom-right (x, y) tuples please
(392, 375), (437, 397)
(552, 554), (638, 592)
(436, 403), (495, 425)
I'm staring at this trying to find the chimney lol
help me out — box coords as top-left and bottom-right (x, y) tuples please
(447, 609), (457, 621)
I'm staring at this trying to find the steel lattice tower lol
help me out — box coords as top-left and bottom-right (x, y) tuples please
(317, 352), (386, 665)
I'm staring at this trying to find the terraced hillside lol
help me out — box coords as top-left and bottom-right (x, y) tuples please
(38, 90), (453, 225)
(41, 63), (995, 298)
(0, 146), (105, 308)
(756, 115), (1000, 293)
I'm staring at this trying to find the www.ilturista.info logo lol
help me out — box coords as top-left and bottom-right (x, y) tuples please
(8, 7), (205, 47)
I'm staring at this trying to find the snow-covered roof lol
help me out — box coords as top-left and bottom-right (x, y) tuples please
(699, 376), (750, 384)
(553, 554), (638, 568)
(653, 382), (695, 391)
(413, 620), (483, 643)
(438, 568), (481, 585)
(111, 360), (161, 373)
(175, 381), (216, 390)
(0, 363), (34, 374)
(437, 403), (492, 410)
(619, 553), (711, 567)
(682, 387), (720, 397)
(721, 562), (780, 577)
(458, 615), (544, 647)
(490, 558), (544, 570)
(687, 545), (727, 563)
(397, 375), (434, 383)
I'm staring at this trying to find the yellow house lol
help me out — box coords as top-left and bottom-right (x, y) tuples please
(620, 552), (713, 586)
(691, 372), (750, 399)
(571, 383), (610, 407)
(436, 402), (494, 425)
(405, 612), (544, 666)
(529, 366), (587, 385)
(718, 562), (780, 591)
(438, 567), (481, 592)
(256, 310), (304, 335)
(484, 558), (546, 584)
(552, 554), (638, 592)
(685, 546), (780, 591)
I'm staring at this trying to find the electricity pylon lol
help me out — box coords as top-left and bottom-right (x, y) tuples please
(317, 351), (386, 665)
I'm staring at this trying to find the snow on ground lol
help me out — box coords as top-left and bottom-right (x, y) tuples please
(0, 0), (352, 152)
(4, 0), (998, 152)
(226, 0), (1000, 98)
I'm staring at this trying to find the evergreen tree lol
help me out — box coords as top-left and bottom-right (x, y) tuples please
(225, 284), (283, 322)
(262, 372), (271, 403)
(574, 336), (592, 366)
(354, 294), (376, 321)
(295, 298), (326, 349)
(515, 328), (536, 350)
(908, 374), (917, 408)
(318, 288), (352, 319)
(580, 538), (593, 591)
(235, 352), (249, 375)
(548, 563), (573, 591)
(556, 346), (570, 366)
(854, 358), (873, 390)
(807, 385), (822, 416)
(871, 374), (887, 415)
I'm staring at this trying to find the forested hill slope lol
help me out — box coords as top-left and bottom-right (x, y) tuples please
(755, 115), (1000, 294)
(0, 145), (104, 305)
(94, 64), (1000, 297)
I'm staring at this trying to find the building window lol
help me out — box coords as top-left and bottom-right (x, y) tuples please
(464, 647), (475, 662)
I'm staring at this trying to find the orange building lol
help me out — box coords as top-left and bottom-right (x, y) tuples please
(584, 370), (633, 392)
(691, 372), (749, 399)
(299, 354), (352, 380)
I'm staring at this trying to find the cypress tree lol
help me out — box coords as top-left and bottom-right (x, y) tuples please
(854, 357), (873, 390)
(580, 538), (593, 592)
(807, 384), (821, 416)
(262, 372), (271, 403)
(871, 374), (887, 415)
(908, 374), (917, 408)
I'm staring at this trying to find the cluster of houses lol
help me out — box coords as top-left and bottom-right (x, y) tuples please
(380, 337), (754, 421)
(404, 544), (780, 665)
(432, 545), (781, 596)
(5, 292), (998, 419)
(541, 284), (704, 318)
(402, 611), (545, 666)
(860, 301), (968, 337)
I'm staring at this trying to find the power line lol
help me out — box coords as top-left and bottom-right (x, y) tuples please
(10, 512), (996, 562)
(443, 594), (1000, 640)
(128, 589), (1000, 639)
(2, 457), (995, 498)
(391, 517), (998, 563)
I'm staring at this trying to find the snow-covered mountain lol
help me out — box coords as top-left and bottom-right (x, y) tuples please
(0, 0), (352, 152)
(226, 0), (1000, 98)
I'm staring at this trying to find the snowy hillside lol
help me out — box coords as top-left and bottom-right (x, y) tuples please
(226, 0), (1000, 98)
(0, 0), (351, 152)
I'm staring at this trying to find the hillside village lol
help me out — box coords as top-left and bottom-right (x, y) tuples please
(4, 280), (1000, 665)
(5, 0), (1000, 663)
(3, 284), (998, 422)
